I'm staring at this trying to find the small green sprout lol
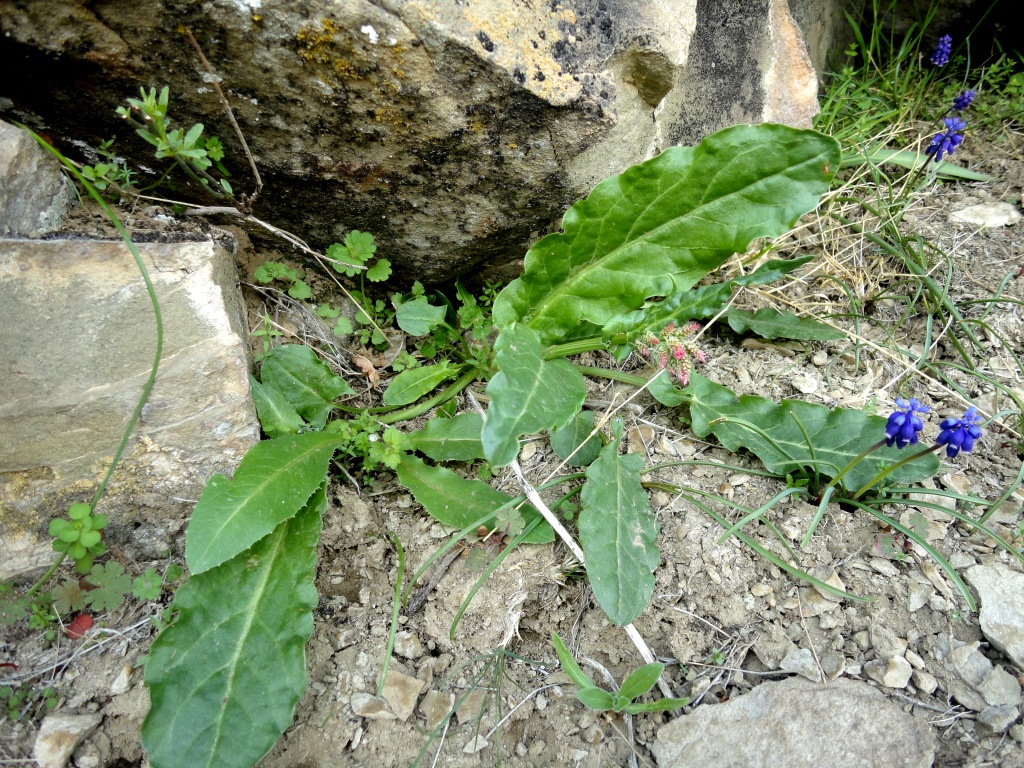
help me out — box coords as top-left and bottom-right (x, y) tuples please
(552, 632), (688, 714)
(49, 503), (108, 574)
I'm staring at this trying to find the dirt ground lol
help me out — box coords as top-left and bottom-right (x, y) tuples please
(2, 125), (1023, 768)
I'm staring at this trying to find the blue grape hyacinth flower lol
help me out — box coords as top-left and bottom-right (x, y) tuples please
(930, 35), (952, 66)
(936, 407), (983, 458)
(926, 117), (966, 162)
(885, 398), (929, 449)
(952, 90), (976, 112)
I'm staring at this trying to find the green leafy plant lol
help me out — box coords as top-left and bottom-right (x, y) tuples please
(116, 86), (233, 198)
(142, 122), (849, 768)
(80, 139), (137, 192)
(552, 632), (688, 714)
(1, 682), (57, 722)
(49, 503), (108, 574)
(252, 262), (312, 300)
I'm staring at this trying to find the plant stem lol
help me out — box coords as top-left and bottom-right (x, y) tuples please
(815, 438), (888, 503)
(378, 368), (480, 424)
(850, 443), (944, 500)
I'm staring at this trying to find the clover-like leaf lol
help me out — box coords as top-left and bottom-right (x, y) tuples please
(493, 124), (840, 346)
(85, 562), (132, 612)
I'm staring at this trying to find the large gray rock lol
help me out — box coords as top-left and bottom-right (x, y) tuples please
(653, 677), (935, 768)
(0, 238), (259, 579)
(0, 119), (71, 236)
(0, 0), (851, 283)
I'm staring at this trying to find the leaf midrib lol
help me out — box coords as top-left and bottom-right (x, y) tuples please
(525, 141), (825, 331)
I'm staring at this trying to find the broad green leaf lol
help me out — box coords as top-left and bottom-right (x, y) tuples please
(647, 370), (688, 407)
(395, 298), (446, 336)
(551, 632), (597, 691)
(259, 345), (353, 429)
(185, 432), (342, 574)
(618, 662), (665, 700)
(482, 325), (587, 467)
(493, 124), (840, 345)
(249, 376), (306, 438)
(682, 374), (939, 492)
(143, 486), (325, 768)
(575, 688), (616, 711)
(407, 413), (485, 461)
(603, 256), (815, 340)
(726, 307), (844, 341)
(396, 454), (553, 544)
(579, 423), (660, 626)
(382, 362), (453, 407)
(550, 410), (603, 466)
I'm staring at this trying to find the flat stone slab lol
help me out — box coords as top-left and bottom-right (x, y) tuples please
(654, 677), (935, 768)
(0, 238), (259, 578)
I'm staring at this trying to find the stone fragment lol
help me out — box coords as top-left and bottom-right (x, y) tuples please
(110, 664), (133, 696)
(912, 670), (938, 695)
(455, 688), (489, 725)
(419, 690), (455, 731)
(798, 587), (841, 617)
(463, 735), (489, 754)
(0, 119), (72, 237)
(869, 625), (908, 659)
(818, 650), (845, 680)
(948, 641), (992, 686)
(978, 705), (1020, 733)
(908, 582), (933, 612)
(868, 558), (900, 577)
(978, 666), (1022, 708)
(393, 631), (424, 660)
(780, 648), (821, 682)
(0, 239), (259, 579)
(653, 678), (934, 768)
(904, 649), (925, 670)
(950, 202), (1022, 228)
(791, 374), (818, 394)
(350, 693), (395, 720)
(966, 565), (1024, 669)
(33, 711), (102, 768)
(380, 669), (425, 722)
(864, 656), (913, 689)
(752, 623), (798, 669)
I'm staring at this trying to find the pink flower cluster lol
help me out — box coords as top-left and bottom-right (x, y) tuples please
(634, 322), (706, 386)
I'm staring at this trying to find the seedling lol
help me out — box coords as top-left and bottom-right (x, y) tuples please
(552, 633), (688, 714)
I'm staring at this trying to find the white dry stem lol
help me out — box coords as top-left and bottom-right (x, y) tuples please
(466, 392), (680, 703)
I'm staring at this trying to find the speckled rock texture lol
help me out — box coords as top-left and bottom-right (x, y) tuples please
(0, 239), (259, 579)
(0, 0), (852, 283)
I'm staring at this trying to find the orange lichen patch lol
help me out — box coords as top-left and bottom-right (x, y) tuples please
(295, 18), (341, 65)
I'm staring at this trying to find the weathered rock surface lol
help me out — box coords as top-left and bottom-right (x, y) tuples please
(0, 0), (851, 283)
(0, 119), (71, 237)
(653, 677), (935, 768)
(966, 564), (1024, 669)
(0, 238), (259, 579)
